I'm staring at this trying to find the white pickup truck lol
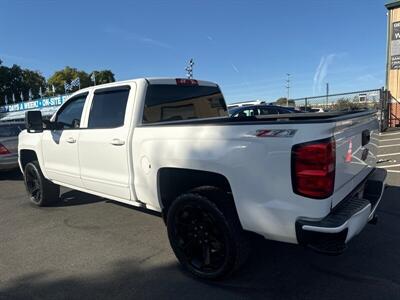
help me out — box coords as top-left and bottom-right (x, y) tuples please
(19, 78), (386, 279)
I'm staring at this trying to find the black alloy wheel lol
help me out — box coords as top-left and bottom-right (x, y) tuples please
(173, 202), (228, 273)
(25, 164), (42, 204)
(167, 191), (249, 280)
(24, 161), (59, 206)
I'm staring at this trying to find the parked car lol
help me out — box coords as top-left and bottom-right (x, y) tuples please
(0, 122), (25, 171)
(19, 78), (386, 280)
(229, 104), (300, 117)
(299, 106), (326, 113)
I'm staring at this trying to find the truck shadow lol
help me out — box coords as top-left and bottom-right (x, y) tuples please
(55, 190), (105, 207)
(55, 190), (162, 220)
(0, 169), (23, 181)
(2, 185), (399, 299)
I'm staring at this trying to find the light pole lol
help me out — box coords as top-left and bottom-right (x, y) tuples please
(91, 72), (96, 86)
(326, 82), (329, 108)
(285, 73), (291, 106)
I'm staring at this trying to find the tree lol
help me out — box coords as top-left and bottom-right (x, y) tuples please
(275, 97), (295, 107)
(0, 62), (118, 106)
(333, 98), (369, 111)
(0, 63), (25, 104)
(22, 69), (46, 100)
(91, 70), (115, 85)
(0, 61), (46, 105)
(47, 66), (91, 94)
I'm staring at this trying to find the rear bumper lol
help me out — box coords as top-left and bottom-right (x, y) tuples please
(296, 168), (387, 254)
(0, 154), (19, 171)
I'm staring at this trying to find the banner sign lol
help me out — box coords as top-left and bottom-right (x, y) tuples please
(391, 22), (400, 69)
(0, 95), (68, 114)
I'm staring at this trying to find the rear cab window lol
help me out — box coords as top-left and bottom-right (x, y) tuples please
(142, 81), (227, 124)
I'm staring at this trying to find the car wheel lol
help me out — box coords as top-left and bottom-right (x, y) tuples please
(24, 161), (60, 206)
(167, 190), (249, 280)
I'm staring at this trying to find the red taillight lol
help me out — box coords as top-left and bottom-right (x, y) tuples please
(0, 143), (10, 155)
(176, 78), (198, 86)
(292, 138), (335, 199)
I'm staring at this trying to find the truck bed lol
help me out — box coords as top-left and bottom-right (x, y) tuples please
(139, 110), (377, 126)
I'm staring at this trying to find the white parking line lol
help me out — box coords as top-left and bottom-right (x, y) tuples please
(377, 152), (400, 157)
(377, 137), (400, 142)
(387, 170), (400, 173)
(377, 163), (400, 168)
(379, 131), (400, 136)
(377, 143), (400, 148)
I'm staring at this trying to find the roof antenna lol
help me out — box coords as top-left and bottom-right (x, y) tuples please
(185, 58), (194, 79)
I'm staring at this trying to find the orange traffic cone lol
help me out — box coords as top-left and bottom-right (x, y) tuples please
(345, 140), (352, 162)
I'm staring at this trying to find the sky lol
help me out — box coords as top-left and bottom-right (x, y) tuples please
(0, 0), (389, 103)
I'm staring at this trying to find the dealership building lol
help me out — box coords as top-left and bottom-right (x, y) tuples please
(0, 95), (68, 122)
(386, 0), (400, 126)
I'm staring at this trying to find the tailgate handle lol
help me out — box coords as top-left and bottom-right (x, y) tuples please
(362, 130), (370, 146)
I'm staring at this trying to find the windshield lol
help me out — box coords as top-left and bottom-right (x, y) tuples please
(143, 84), (228, 123)
(0, 124), (25, 137)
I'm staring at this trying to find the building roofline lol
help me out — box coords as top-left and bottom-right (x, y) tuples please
(386, 0), (400, 9)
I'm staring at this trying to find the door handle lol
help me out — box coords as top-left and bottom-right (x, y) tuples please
(110, 138), (125, 146)
(66, 137), (76, 144)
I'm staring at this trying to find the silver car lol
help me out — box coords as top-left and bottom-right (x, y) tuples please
(0, 123), (25, 171)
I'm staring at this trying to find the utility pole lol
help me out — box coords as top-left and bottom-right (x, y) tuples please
(326, 83), (329, 108)
(285, 73), (291, 106)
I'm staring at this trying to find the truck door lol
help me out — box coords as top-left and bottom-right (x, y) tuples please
(41, 93), (88, 188)
(78, 85), (133, 201)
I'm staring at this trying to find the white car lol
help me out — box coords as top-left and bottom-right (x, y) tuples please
(19, 78), (386, 279)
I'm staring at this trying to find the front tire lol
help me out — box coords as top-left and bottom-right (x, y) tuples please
(167, 190), (249, 280)
(24, 161), (60, 206)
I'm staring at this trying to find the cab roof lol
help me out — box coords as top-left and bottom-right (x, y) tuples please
(70, 77), (218, 97)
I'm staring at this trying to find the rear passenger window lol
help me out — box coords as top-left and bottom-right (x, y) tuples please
(88, 87), (130, 129)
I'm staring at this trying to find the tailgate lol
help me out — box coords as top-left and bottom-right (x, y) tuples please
(332, 113), (379, 207)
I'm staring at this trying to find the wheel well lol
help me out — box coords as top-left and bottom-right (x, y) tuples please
(20, 150), (38, 171)
(158, 168), (233, 218)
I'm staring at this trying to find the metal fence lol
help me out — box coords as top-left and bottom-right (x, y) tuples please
(291, 88), (383, 112)
(387, 91), (400, 128)
(291, 88), (391, 131)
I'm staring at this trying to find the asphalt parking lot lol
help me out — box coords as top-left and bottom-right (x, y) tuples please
(1, 131), (400, 300)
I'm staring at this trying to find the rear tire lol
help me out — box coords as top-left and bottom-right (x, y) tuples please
(167, 189), (249, 280)
(24, 161), (60, 206)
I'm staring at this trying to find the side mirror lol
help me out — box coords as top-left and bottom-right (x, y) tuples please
(25, 111), (43, 133)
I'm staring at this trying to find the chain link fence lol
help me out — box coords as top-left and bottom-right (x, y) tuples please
(291, 88), (383, 112)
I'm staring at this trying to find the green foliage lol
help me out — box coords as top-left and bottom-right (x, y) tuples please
(0, 62), (46, 105)
(91, 70), (115, 85)
(47, 67), (116, 94)
(333, 98), (368, 111)
(275, 97), (295, 106)
(22, 69), (46, 99)
(47, 66), (91, 94)
(0, 60), (118, 106)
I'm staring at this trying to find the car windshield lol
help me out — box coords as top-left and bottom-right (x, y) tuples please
(0, 124), (24, 137)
